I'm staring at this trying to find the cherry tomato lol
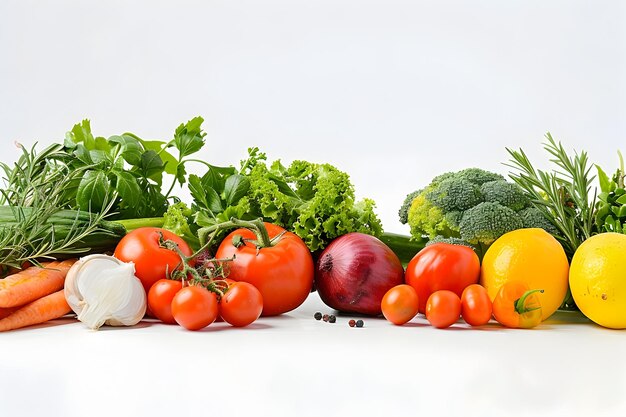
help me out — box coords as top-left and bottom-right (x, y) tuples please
(405, 243), (480, 313)
(219, 282), (264, 327)
(215, 223), (314, 316)
(148, 279), (183, 324)
(461, 284), (493, 326)
(114, 227), (193, 293)
(492, 281), (543, 329)
(381, 284), (419, 325)
(425, 290), (461, 329)
(171, 286), (219, 331)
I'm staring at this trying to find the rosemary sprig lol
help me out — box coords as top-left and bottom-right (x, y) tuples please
(505, 133), (596, 259)
(0, 143), (119, 268)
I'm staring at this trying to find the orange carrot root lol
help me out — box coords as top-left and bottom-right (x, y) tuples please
(0, 259), (76, 308)
(0, 306), (19, 320)
(0, 290), (71, 332)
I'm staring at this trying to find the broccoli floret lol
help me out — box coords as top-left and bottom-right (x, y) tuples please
(459, 202), (523, 245)
(407, 190), (456, 238)
(402, 168), (535, 255)
(426, 236), (474, 249)
(480, 180), (529, 211)
(427, 178), (483, 212)
(399, 189), (421, 224)
(444, 210), (464, 229)
(454, 168), (505, 186)
(518, 207), (560, 235)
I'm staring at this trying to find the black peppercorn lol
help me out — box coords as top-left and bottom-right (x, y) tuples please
(314, 312), (322, 320)
(328, 315), (336, 323)
(355, 319), (364, 328)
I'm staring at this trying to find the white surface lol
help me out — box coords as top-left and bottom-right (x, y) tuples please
(1, 293), (625, 417)
(1, 2), (626, 417)
(1, 0), (625, 233)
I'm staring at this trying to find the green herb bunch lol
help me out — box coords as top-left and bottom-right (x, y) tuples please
(595, 151), (626, 233)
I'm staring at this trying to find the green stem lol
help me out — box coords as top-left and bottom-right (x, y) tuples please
(198, 218), (272, 248)
(514, 289), (544, 314)
(115, 217), (165, 232)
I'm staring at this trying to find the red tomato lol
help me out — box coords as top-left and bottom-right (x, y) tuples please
(219, 282), (264, 327)
(171, 286), (219, 331)
(425, 290), (461, 329)
(148, 279), (183, 324)
(461, 284), (493, 326)
(405, 243), (480, 313)
(214, 278), (237, 322)
(381, 284), (419, 325)
(114, 227), (193, 293)
(215, 223), (314, 316)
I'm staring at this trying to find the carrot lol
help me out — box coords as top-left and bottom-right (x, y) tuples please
(0, 306), (19, 320)
(0, 290), (71, 331)
(0, 259), (75, 308)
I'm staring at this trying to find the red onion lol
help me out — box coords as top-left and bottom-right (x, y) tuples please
(315, 233), (404, 315)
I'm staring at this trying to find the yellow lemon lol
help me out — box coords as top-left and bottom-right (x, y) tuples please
(480, 228), (569, 320)
(569, 233), (626, 329)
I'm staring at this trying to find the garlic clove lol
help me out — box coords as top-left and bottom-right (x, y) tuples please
(64, 254), (147, 330)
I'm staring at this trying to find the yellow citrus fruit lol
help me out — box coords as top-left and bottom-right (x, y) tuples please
(480, 228), (569, 321)
(569, 233), (626, 329)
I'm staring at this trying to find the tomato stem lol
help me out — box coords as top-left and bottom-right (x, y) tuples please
(197, 218), (273, 249)
(158, 232), (234, 296)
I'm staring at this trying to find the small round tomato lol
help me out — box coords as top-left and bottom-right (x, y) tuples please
(461, 284), (493, 326)
(381, 284), (419, 325)
(148, 279), (183, 324)
(114, 227), (193, 293)
(215, 223), (314, 316)
(219, 282), (264, 327)
(425, 290), (461, 329)
(171, 286), (218, 331)
(405, 243), (480, 313)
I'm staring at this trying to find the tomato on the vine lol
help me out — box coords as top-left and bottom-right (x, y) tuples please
(461, 284), (493, 326)
(381, 284), (419, 325)
(425, 290), (461, 329)
(219, 282), (263, 327)
(215, 222), (314, 316)
(114, 227), (193, 293)
(405, 243), (480, 313)
(148, 279), (183, 324)
(171, 286), (219, 331)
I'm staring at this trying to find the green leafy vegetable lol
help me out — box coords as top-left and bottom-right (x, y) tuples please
(595, 151), (626, 234)
(185, 149), (383, 252)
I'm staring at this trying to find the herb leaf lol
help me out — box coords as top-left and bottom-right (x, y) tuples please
(76, 170), (109, 211)
(223, 174), (250, 206)
(173, 116), (206, 157)
(114, 171), (141, 208)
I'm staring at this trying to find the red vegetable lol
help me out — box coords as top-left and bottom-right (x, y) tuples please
(219, 282), (263, 327)
(381, 284), (419, 325)
(405, 243), (480, 313)
(425, 290), (461, 329)
(315, 233), (404, 315)
(148, 279), (183, 324)
(461, 284), (492, 326)
(171, 286), (218, 331)
(114, 227), (193, 293)
(215, 222), (314, 316)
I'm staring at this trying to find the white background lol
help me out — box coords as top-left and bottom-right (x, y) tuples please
(1, 1), (626, 417)
(1, 0), (625, 233)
